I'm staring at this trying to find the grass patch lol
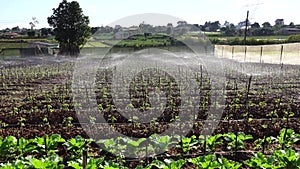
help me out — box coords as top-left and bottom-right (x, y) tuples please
(83, 41), (109, 48)
(0, 49), (20, 57)
(92, 33), (114, 40)
(0, 43), (27, 49)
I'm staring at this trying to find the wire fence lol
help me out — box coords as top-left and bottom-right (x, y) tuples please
(215, 43), (300, 65)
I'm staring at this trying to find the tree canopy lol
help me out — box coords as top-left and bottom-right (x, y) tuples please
(48, 0), (91, 56)
(262, 22), (272, 28)
(251, 22), (260, 28)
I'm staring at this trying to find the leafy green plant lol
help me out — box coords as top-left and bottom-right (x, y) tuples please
(64, 135), (91, 160)
(164, 159), (186, 169)
(18, 117), (26, 127)
(85, 157), (105, 169)
(103, 160), (128, 169)
(0, 136), (18, 160)
(254, 136), (277, 151)
(29, 134), (66, 156)
(97, 137), (126, 157)
(277, 128), (300, 149)
(199, 134), (223, 151)
(245, 152), (280, 169)
(274, 149), (300, 169)
(44, 134), (66, 154)
(62, 116), (74, 127)
(25, 154), (63, 169)
(149, 134), (174, 155)
(246, 148), (300, 169)
(146, 159), (186, 169)
(224, 132), (253, 150)
(188, 154), (220, 169)
(16, 137), (39, 158)
(218, 157), (242, 169)
(67, 157), (107, 169)
(0, 154), (63, 169)
(180, 135), (198, 153)
(122, 137), (146, 157)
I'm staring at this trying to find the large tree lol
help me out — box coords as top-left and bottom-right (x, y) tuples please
(48, 0), (91, 56)
(251, 22), (260, 28)
(262, 22), (272, 28)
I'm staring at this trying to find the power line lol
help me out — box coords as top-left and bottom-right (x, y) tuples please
(243, 0), (264, 21)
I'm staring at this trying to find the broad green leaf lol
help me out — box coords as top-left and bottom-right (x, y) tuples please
(31, 158), (45, 168)
(68, 161), (81, 169)
(127, 138), (146, 147)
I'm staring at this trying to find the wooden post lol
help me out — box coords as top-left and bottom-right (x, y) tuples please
(260, 46), (263, 63)
(83, 148), (87, 169)
(222, 46), (224, 57)
(280, 45), (284, 64)
(232, 46), (235, 59)
(298, 43), (300, 57)
(243, 11), (249, 62)
(244, 46), (247, 62)
(44, 136), (48, 155)
(243, 11), (250, 46)
(247, 75), (252, 96)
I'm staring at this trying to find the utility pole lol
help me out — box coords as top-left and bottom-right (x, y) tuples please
(244, 10), (249, 61)
(243, 1), (263, 61)
(243, 10), (249, 46)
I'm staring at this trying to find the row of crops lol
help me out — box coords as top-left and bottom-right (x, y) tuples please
(0, 128), (299, 168)
(0, 56), (299, 168)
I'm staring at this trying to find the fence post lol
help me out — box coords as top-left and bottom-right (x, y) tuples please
(44, 135), (48, 155)
(244, 46), (247, 62)
(222, 46), (224, 57)
(280, 45), (284, 64)
(260, 46), (263, 63)
(298, 43), (300, 57)
(83, 148), (87, 169)
(232, 46), (235, 59)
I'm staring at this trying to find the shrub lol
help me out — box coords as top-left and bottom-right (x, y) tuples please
(287, 34), (300, 43)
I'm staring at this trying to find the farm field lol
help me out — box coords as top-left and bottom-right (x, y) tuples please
(0, 54), (299, 168)
(0, 39), (57, 49)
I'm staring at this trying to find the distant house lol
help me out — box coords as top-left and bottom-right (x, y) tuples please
(177, 21), (187, 27)
(114, 31), (130, 39)
(275, 19), (284, 26)
(278, 28), (300, 35)
(2, 32), (20, 38)
(114, 27), (141, 40)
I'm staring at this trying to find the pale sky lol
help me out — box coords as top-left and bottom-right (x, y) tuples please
(0, 0), (299, 29)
